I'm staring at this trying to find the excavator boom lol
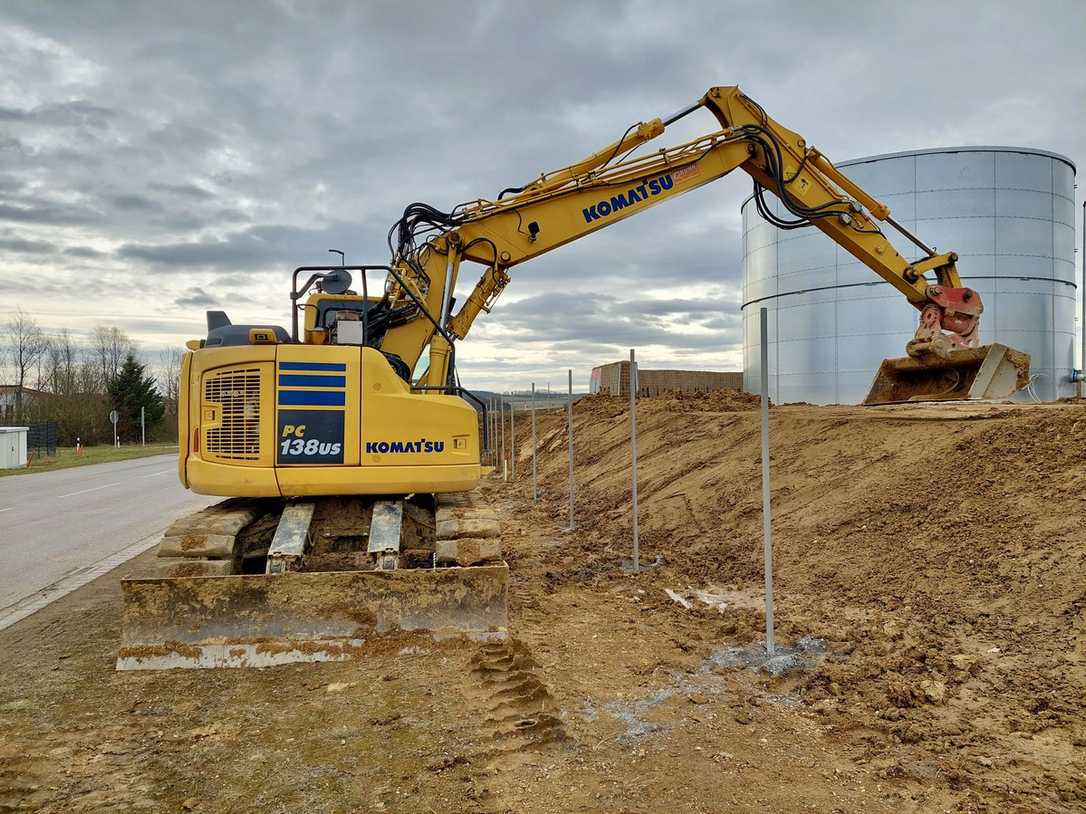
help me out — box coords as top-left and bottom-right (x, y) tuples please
(380, 86), (1028, 403)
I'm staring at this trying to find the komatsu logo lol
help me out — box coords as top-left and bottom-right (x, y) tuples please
(366, 439), (445, 454)
(581, 166), (695, 224)
(583, 174), (672, 223)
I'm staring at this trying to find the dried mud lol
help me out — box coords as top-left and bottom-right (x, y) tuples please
(0, 394), (1083, 812)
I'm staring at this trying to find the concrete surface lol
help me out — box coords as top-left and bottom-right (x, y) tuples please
(0, 453), (215, 629)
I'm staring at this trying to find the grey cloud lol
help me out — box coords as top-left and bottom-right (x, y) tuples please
(149, 182), (216, 200)
(109, 193), (164, 212)
(490, 291), (741, 354)
(63, 246), (105, 258)
(613, 297), (741, 317)
(0, 232), (54, 254)
(116, 221), (378, 271)
(0, 1), (1082, 388)
(174, 287), (218, 307)
(0, 99), (115, 128)
(0, 201), (93, 226)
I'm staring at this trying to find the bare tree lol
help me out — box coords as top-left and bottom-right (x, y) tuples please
(44, 328), (78, 396)
(92, 325), (135, 387)
(4, 308), (47, 420)
(158, 346), (183, 404)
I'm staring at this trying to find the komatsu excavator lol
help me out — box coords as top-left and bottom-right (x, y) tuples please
(117, 86), (1030, 669)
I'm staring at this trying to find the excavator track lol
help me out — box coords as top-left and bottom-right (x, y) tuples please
(117, 489), (508, 670)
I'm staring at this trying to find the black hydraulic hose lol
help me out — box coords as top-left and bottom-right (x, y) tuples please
(382, 263), (457, 385)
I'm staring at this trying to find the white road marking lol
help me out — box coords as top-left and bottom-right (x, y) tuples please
(57, 481), (122, 499)
(0, 530), (163, 632)
(145, 470), (173, 478)
(0, 508), (11, 513)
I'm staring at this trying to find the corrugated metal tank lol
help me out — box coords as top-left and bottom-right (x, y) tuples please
(741, 147), (1077, 403)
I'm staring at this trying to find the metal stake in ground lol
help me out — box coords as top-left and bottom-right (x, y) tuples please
(566, 368), (575, 531)
(759, 307), (776, 656)
(531, 383), (538, 501)
(500, 397), (507, 480)
(510, 400), (516, 479)
(630, 348), (639, 573)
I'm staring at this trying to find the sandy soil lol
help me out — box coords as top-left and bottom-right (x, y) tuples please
(1, 393), (1083, 812)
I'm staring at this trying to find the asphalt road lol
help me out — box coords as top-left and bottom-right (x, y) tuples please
(0, 454), (215, 628)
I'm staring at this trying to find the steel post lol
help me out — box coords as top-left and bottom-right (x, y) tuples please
(759, 307), (776, 656)
(630, 349), (639, 573)
(531, 383), (538, 501)
(566, 368), (575, 531)
(500, 397), (507, 480)
(510, 401), (516, 479)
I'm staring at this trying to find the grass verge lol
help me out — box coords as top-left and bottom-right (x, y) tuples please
(0, 442), (178, 478)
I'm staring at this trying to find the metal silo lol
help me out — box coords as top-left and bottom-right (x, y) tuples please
(741, 146), (1077, 403)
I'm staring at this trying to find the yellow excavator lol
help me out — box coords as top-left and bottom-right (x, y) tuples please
(117, 86), (1029, 669)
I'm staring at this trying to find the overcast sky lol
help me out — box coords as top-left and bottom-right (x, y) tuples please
(1, 1), (1083, 392)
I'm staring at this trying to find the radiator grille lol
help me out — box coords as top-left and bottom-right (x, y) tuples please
(203, 367), (261, 460)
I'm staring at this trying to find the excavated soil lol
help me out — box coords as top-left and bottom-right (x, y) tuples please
(0, 393), (1083, 812)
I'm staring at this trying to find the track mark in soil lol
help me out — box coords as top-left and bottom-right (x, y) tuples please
(467, 638), (568, 768)
(0, 748), (48, 813)
(460, 638), (570, 812)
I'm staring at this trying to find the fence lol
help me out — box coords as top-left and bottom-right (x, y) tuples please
(488, 345), (776, 652)
(0, 420), (58, 458)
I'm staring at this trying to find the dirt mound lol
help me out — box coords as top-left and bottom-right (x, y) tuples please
(3, 396), (1083, 812)
(575, 388), (761, 418)
(509, 397), (1086, 811)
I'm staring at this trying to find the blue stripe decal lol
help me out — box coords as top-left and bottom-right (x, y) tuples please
(278, 362), (347, 372)
(278, 374), (346, 388)
(278, 390), (346, 406)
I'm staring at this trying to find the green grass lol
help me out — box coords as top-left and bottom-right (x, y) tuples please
(0, 442), (179, 477)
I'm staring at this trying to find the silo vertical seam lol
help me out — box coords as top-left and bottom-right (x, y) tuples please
(774, 194), (780, 404)
(993, 152), (998, 342)
(835, 239), (841, 404)
(1050, 158), (1057, 396)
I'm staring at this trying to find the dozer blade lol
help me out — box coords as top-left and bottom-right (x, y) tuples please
(863, 343), (1030, 405)
(117, 565), (508, 670)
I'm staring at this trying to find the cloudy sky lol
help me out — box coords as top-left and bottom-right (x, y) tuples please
(1, 1), (1083, 392)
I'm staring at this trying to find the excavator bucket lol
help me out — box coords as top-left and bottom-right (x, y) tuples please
(863, 343), (1030, 405)
(117, 565), (508, 670)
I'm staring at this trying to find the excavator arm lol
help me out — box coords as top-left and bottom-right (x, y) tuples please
(377, 86), (1026, 402)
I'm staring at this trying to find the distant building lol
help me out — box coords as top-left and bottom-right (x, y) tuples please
(0, 385), (41, 422)
(590, 362), (742, 397)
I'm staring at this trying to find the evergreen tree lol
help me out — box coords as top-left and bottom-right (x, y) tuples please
(107, 354), (165, 442)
